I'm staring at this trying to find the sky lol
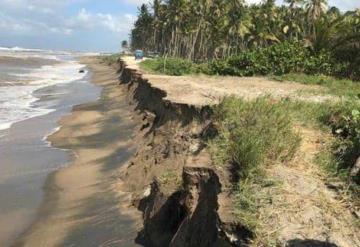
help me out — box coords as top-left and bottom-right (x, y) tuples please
(0, 0), (359, 52)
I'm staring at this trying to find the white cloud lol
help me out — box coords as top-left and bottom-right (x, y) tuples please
(0, 0), (83, 13)
(120, 0), (149, 5)
(0, 14), (27, 32)
(77, 8), (91, 22)
(0, 12), (73, 35)
(0, 0), (135, 37)
(69, 8), (136, 34)
(97, 13), (136, 33)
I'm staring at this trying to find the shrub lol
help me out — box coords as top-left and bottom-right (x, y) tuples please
(264, 41), (308, 75)
(206, 42), (360, 79)
(333, 45), (360, 81)
(208, 42), (310, 76)
(140, 57), (197, 76)
(140, 43), (359, 81)
(322, 102), (360, 183)
(303, 50), (334, 75)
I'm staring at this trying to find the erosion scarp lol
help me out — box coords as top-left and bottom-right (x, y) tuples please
(113, 59), (250, 247)
(112, 58), (360, 247)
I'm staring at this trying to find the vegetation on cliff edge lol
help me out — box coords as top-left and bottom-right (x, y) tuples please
(210, 96), (360, 242)
(210, 97), (301, 231)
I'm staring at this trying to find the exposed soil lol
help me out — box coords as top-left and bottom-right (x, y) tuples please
(114, 58), (253, 246)
(116, 57), (359, 246)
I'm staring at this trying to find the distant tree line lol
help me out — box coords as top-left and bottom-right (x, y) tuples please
(130, 0), (360, 79)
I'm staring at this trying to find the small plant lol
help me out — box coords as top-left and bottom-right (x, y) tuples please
(158, 170), (182, 188)
(325, 104), (360, 183)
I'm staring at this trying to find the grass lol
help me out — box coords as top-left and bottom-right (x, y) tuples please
(101, 53), (121, 65)
(280, 99), (360, 189)
(140, 57), (196, 76)
(158, 170), (182, 188)
(272, 73), (360, 99)
(211, 97), (301, 173)
(209, 96), (301, 233)
(315, 147), (360, 206)
(139, 57), (211, 76)
(210, 96), (360, 243)
(278, 100), (330, 127)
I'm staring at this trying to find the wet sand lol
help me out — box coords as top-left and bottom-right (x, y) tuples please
(0, 73), (100, 246)
(14, 57), (142, 247)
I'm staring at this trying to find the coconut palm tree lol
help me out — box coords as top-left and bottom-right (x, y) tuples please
(130, 0), (359, 70)
(303, 0), (328, 40)
(305, 0), (328, 29)
(285, 0), (304, 9)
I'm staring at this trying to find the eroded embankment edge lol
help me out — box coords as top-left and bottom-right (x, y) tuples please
(114, 59), (252, 247)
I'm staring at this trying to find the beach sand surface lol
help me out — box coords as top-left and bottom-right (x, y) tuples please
(14, 57), (142, 247)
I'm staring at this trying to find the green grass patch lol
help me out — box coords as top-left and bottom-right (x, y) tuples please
(210, 96), (301, 231)
(272, 73), (360, 98)
(140, 57), (203, 76)
(278, 100), (330, 127)
(101, 53), (121, 65)
(285, 99), (360, 205)
(211, 97), (301, 176)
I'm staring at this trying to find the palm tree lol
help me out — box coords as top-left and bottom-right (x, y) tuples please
(225, 0), (250, 55)
(304, 0), (328, 38)
(283, 0), (306, 40)
(285, 0), (304, 9)
(130, 0), (359, 73)
(121, 40), (128, 52)
(305, 0), (327, 26)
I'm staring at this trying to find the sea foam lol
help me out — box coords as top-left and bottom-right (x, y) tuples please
(0, 51), (87, 133)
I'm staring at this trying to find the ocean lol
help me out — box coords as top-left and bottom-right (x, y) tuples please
(0, 47), (101, 246)
(0, 47), (88, 132)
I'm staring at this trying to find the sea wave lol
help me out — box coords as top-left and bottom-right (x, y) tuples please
(0, 55), (87, 132)
(0, 46), (47, 53)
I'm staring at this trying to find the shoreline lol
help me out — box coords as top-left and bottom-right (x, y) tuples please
(0, 66), (99, 246)
(13, 57), (142, 246)
(12, 55), (359, 246)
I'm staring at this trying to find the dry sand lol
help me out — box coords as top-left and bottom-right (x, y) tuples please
(14, 57), (142, 247)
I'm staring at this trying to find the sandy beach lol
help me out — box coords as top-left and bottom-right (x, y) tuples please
(14, 57), (142, 247)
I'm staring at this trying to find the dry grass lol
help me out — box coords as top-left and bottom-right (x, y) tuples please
(250, 126), (360, 246)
